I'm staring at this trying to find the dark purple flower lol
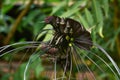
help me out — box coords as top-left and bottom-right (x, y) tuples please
(45, 16), (92, 50)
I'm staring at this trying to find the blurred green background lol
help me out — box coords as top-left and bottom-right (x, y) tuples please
(0, 0), (120, 80)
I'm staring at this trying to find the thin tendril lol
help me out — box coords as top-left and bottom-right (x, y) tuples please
(69, 47), (72, 80)
(73, 44), (96, 80)
(62, 53), (68, 80)
(54, 58), (57, 80)
(0, 45), (39, 57)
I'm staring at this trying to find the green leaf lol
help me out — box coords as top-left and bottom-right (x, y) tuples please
(37, 25), (53, 42)
(33, 15), (46, 35)
(13, 63), (29, 80)
(35, 64), (43, 78)
(98, 0), (109, 18)
(85, 8), (94, 27)
(36, 31), (47, 41)
(98, 22), (104, 38)
(71, 0), (87, 9)
(43, 30), (53, 42)
(2, 0), (17, 14)
(61, 0), (87, 17)
(28, 54), (43, 78)
(92, 0), (104, 38)
(91, 29), (97, 43)
(23, 10), (41, 26)
(77, 13), (89, 29)
(45, 0), (61, 2)
(61, 8), (79, 17)
(92, 0), (103, 23)
(102, 0), (109, 18)
(51, 1), (66, 15)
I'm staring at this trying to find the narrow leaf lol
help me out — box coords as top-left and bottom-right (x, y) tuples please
(85, 8), (94, 27)
(61, 0), (87, 17)
(61, 8), (79, 17)
(92, 0), (103, 23)
(77, 13), (89, 29)
(98, 22), (104, 38)
(92, 0), (104, 38)
(71, 0), (87, 9)
(102, 0), (109, 18)
(51, 1), (66, 15)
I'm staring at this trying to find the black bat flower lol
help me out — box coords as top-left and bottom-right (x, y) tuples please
(45, 16), (92, 50)
(42, 16), (93, 74)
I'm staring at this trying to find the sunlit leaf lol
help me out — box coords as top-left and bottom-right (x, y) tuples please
(61, 0), (87, 17)
(98, 22), (104, 38)
(51, 1), (66, 15)
(61, 8), (79, 17)
(71, 0), (87, 9)
(2, 0), (17, 14)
